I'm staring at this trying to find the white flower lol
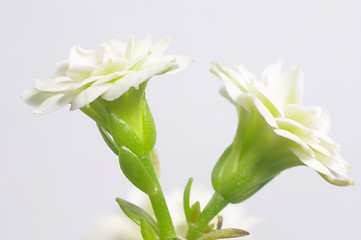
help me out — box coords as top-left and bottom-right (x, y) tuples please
(84, 187), (260, 240)
(211, 60), (352, 186)
(22, 35), (192, 114)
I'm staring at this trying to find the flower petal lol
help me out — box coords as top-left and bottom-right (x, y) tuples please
(274, 129), (314, 156)
(33, 93), (75, 114)
(125, 34), (135, 60)
(69, 43), (103, 68)
(35, 77), (74, 92)
(67, 65), (95, 82)
(253, 97), (278, 128)
(290, 147), (332, 176)
(275, 118), (319, 144)
(163, 55), (194, 74)
(101, 71), (151, 101)
(211, 63), (248, 108)
(21, 89), (58, 107)
(279, 65), (303, 106)
(261, 60), (284, 94)
(70, 83), (113, 110)
(91, 58), (129, 77)
(133, 35), (152, 59)
(102, 39), (127, 58)
(284, 104), (331, 133)
(53, 61), (69, 77)
(150, 37), (172, 59)
(311, 147), (350, 179)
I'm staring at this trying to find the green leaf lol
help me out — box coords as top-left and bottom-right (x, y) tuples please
(97, 124), (119, 155)
(197, 228), (249, 240)
(183, 178), (193, 224)
(118, 146), (157, 195)
(116, 198), (160, 236)
(189, 201), (201, 223)
(141, 218), (159, 240)
(109, 113), (144, 156)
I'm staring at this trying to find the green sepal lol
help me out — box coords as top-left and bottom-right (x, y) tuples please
(109, 113), (144, 157)
(116, 198), (160, 236)
(118, 146), (157, 195)
(211, 145), (233, 194)
(141, 98), (157, 154)
(197, 228), (249, 240)
(189, 201), (201, 223)
(183, 178), (193, 224)
(140, 218), (159, 240)
(97, 124), (119, 155)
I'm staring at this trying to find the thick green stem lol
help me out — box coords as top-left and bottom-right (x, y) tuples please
(186, 192), (229, 240)
(149, 190), (177, 240)
(142, 154), (176, 240)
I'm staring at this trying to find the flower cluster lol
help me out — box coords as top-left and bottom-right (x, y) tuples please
(22, 35), (353, 240)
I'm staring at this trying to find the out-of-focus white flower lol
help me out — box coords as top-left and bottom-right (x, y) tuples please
(84, 187), (260, 240)
(211, 61), (352, 187)
(22, 35), (192, 115)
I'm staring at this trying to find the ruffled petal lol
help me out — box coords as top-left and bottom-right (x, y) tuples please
(253, 97), (278, 128)
(150, 37), (171, 59)
(211, 63), (248, 107)
(310, 147), (350, 179)
(284, 104), (331, 133)
(102, 39), (127, 58)
(70, 83), (113, 110)
(279, 65), (303, 106)
(35, 77), (74, 92)
(67, 65), (95, 82)
(53, 61), (69, 77)
(162, 55), (193, 74)
(133, 35), (152, 59)
(125, 34), (135, 60)
(91, 58), (129, 77)
(101, 71), (152, 101)
(33, 93), (75, 114)
(21, 89), (58, 107)
(275, 118), (319, 144)
(261, 60), (284, 94)
(248, 80), (283, 117)
(69, 43), (103, 68)
(274, 129), (314, 156)
(290, 147), (332, 176)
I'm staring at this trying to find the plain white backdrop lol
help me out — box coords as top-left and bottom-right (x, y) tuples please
(1, 0), (360, 239)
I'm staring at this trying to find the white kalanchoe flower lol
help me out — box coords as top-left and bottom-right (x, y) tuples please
(211, 60), (352, 189)
(22, 35), (192, 114)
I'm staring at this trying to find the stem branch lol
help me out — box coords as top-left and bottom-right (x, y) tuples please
(186, 192), (229, 240)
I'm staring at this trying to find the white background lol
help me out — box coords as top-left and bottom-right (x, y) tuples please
(1, 0), (360, 239)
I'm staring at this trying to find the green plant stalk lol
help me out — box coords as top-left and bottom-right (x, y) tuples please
(142, 154), (177, 240)
(186, 192), (229, 240)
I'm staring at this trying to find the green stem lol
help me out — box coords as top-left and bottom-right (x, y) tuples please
(186, 192), (229, 240)
(141, 154), (177, 240)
